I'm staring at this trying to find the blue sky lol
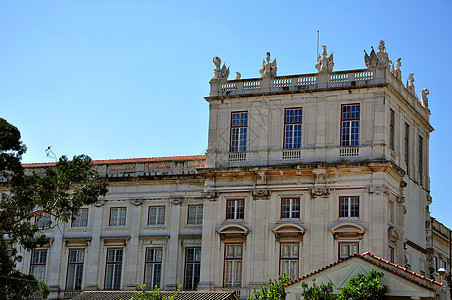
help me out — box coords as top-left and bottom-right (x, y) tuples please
(1, 1), (451, 227)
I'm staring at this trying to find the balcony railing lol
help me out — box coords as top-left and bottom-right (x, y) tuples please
(212, 69), (378, 97)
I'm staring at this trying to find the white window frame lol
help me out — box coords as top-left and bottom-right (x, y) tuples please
(110, 207), (126, 226)
(148, 206), (165, 225)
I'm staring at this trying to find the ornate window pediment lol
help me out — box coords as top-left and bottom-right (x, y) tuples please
(388, 226), (400, 243)
(272, 223), (306, 240)
(331, 222), (366, 240)
(217, 224), (250, 241)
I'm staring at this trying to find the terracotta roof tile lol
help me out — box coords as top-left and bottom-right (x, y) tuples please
(22, 155), (206, 168)
(285, 252), (442, 292)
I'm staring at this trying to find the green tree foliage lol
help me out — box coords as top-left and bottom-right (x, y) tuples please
(0, 118), (108, 299)
(300, 279), (335, 300)
(247, 274), (292, 300)
(129, 284), (181, 300)
(336, 269), (389, 300)
(299, 269), (389, 300)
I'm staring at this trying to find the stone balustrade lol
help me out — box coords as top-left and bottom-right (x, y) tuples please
(209, 67), (430, 121)
(210, 68), (380, 97)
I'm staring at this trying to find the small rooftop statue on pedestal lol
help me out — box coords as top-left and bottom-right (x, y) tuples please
(421, 88), (429, 108)
(259, 52), (277, 78)
(210, 56), (230, 82)
(391, 57), (402, 81)
(406, 73), (415, 95)
(315, 45), (334, 73)
(364, 40), (390, 68)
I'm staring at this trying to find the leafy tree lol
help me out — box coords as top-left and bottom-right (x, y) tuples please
(300, 279), (335, 300)
(0, 118), (108, 299)
(129, 284), (181, 300)
(247, 274), (292, 300)
(336, 269), (389, 300)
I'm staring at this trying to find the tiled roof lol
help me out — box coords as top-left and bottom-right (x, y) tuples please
(72, 290), (239, 300)
(22, 155), (206, 167)
(286, 252), (442, 292)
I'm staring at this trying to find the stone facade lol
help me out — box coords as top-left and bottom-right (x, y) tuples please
(13, 42), (451, 299)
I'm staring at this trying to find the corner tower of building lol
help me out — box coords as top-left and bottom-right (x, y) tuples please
(199, 41), (433, 294)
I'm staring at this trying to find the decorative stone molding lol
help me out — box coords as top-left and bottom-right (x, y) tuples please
(272, 223), (306, 241)
(388, 226), (400, 243)
(330, 222), (366, 240)
(366, 186), (389, 195)
(252, 189), (271, 200)
(217, 223), (250, 241)
(426, 194), (432, 205)
(396, 196), (405, 204)
(309, 187), (330, 198)
(170, 197), (183, 206)
(94, 199), (105, 207)
(202, 191), (219, 201)
(131, 199), (144, 206)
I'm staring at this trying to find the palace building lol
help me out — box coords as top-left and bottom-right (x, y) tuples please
(16, 41), (451, 299)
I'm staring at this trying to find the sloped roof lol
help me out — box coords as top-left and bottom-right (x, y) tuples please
(286, 252), (442, 292)
(72, 290), (239, 300)
(22, 155), (206, 168)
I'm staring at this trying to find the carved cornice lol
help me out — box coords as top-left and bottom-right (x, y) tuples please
(252, 189), (271, 200)
(309, 187), (330, 198)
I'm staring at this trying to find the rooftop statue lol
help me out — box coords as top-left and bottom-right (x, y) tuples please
(235, 72), (241, 80)
(391, 57), (402, 81)
(259, 52), (277, 78)
(210, 56), (230, 82)
(364, 47), (378, 68)
(376, 40), (389, 67)
(315, 45), (334, 73)
(406, 73), (415, 95)
(421, 88), (429, 108)
(364, 40), (390, 68)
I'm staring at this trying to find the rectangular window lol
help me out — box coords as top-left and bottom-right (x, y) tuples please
(148, 206), (165, 225)
(341, 104), (360, 146)
(390, 109), (395, 150)
(184, 248), (201, 290)
(30, 250), (47, 281)
(224, 244), (242, 288)
(230, 112), (248, 152)
(187, 205), (203, 225)
(226, 199), (244, 220)
(434, 256), (438, 272)
(145, 248), (162, 289)
(389, 246), (395, 263)
(405, 123), (410, 174)
(281, 198), (300, 219)
(66, 249), (84, 290)
(389, 201), (394, 224)
(280, 243), (299, 280)
(72, 209), (88, 228)
(110, 207), (126, 226)
(284, 108), (302, 149)
(339, 242), (358, 259)
(418, 135), (423, 185)
(36, 213), (51, 229)
(105, 249), (123, 290)
(339, 196), (359, 218)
